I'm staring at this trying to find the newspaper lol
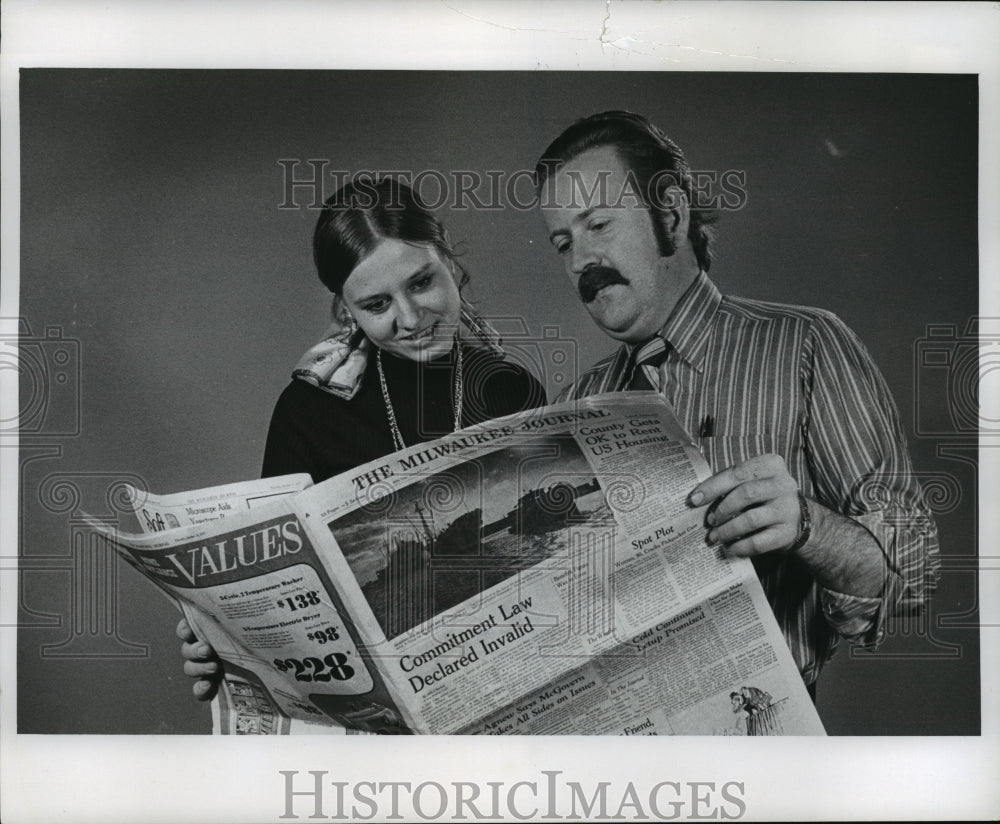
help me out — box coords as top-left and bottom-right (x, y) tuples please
(122, 472), (350, 735)
(89, 392), (825, 736)
(127, 473), (313, 533)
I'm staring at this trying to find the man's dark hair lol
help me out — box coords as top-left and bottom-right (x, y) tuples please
(535, 110), (716, 271)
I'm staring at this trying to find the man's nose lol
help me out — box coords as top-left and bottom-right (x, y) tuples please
(569, 238), (600, 276)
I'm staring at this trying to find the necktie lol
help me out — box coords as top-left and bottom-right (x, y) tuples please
(627, 336), (669, 391)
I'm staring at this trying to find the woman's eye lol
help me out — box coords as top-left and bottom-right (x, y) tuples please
(590, 220), (608, 232)
(554, 240), (571, 255)
(410, 275), (433, 291)
(362, 299), (389, 314)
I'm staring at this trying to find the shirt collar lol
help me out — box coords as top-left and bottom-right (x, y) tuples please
(652, 270), (722, 374)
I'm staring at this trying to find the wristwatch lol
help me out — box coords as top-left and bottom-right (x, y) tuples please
(787, 492), (812, 553)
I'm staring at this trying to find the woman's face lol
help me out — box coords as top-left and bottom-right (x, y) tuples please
(340, 238), (462, 362)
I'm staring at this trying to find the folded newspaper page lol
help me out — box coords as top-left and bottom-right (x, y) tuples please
(121, 473), (358, 735)
(126, 473), (313, 533)
(89, 392), (825, 736)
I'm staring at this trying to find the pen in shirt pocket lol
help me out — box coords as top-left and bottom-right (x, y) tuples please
(699, 415), (715, 439)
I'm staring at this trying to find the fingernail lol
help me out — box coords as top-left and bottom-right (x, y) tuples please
(707, 530), (716, 543)
(197, 644), (210, 657)
(706, 512), (716, 526)
(690, 491), (704, 506)
(205, 662), (218, 673)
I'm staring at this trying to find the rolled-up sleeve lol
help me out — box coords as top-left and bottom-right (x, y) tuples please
(802, 312), (941, 645)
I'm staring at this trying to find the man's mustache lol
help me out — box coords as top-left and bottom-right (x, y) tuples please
(578, 265), (630, 303)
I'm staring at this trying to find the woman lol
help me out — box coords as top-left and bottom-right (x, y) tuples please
(178, 178), (547, 700)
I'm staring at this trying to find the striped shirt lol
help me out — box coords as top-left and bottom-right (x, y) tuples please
(558, 271), (941, 685)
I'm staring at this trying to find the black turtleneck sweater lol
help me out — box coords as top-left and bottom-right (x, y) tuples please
(262, 345), (547, 484)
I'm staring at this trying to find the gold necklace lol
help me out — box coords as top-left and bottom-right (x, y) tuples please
(376, 344), (464, 451)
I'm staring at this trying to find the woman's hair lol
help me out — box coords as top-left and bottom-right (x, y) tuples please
(534, 110), (717, 272)
(313, 177), (469, 296)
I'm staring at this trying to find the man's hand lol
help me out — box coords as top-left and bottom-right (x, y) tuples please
(176, 618), (223, 702)
(688, 454), (802, 557)
(688, 453), (888, 599)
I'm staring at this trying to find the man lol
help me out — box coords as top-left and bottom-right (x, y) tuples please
(182, 112), (939, 704)
(534, 110), (940, 693)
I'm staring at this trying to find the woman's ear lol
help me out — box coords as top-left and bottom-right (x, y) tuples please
(446, 257), (468, 293)
(330, 294), (359, 336)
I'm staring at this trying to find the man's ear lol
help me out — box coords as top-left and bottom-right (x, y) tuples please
(652, 181), (690, 242)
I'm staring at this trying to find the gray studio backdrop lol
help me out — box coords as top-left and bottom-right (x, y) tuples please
(16, 70), (979, 734)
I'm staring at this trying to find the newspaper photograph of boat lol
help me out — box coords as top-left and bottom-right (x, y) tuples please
(327, 434), (615, 639)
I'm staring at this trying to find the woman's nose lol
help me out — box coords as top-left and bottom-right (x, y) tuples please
(395, 296), (422, 330)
